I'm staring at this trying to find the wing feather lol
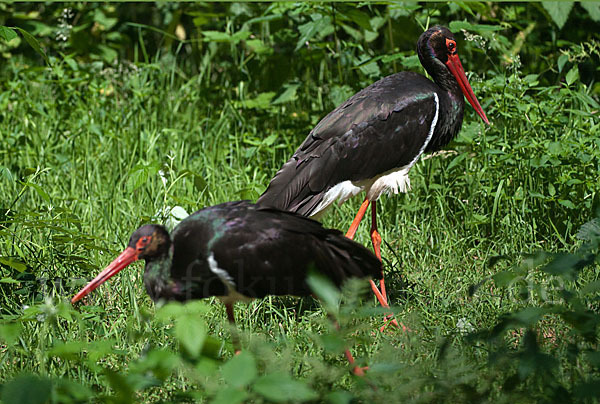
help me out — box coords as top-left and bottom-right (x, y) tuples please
(208, 205), (382, 298)
(258, 72), (440, 216)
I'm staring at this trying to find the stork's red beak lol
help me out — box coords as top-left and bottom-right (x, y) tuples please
(445, 54), (490, 125)
(71, 247), (139, 303)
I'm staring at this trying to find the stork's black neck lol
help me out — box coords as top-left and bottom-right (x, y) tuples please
(417, 49), (465, 152)
(143, 249), (182, 302)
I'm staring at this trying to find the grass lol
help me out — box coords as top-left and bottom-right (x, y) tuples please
(1, 20), (600, 403)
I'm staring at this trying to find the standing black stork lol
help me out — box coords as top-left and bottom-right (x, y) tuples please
(257, 25), (490, 327)
(71, 201), (381, 375)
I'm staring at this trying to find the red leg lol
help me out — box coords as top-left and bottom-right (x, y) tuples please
(330, 316), (367, 376)
(226, 303), (241, 355)
(345, 198), (370, 240)
(345, 198), (404, 332)
(370, 201), (386, 300)
(370, 201), (405, 332)
(344, 348), (368, 376)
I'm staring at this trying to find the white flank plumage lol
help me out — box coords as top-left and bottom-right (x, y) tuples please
(207, 253), (251, 304)
(311, 180), (363, 218)
(208, 252), (236, 286)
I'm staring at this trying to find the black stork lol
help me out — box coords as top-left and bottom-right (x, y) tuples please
(257, 25), (490, 327)
(71, 201), (381, 374)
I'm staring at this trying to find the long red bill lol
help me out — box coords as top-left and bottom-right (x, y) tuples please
(445, 54), (490, 125)
(71, 247), (139, 304)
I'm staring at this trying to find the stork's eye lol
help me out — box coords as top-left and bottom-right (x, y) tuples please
(136, 236), (151, 252)
(446, 39), (457, 54)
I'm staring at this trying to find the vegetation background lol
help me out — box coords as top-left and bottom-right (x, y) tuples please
(0, 2), (599, 403)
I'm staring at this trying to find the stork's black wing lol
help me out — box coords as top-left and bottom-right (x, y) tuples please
(167, 201), (253, 299)
(257, 72), (441, 216)
(173, 202), (382, 299)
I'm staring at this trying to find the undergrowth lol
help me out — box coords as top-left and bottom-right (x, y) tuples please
(0, 3), (599, 403)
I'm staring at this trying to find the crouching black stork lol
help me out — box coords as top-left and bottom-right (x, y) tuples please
(257, 25), (490, 327)
(71, 201), (381, 375)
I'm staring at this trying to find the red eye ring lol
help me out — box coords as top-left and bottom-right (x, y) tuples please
(136, 236), (150, 252)
(446, 38), (457, 54)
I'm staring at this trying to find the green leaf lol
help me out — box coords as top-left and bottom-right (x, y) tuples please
(175, 315), (206, 358)
(212, 388), (249, 404)
(510, 307), (547, 326)
(0, 166), (14, 182)
(581, 280), (600, 296)
(339, 7), (372, 31)
(272, 83), (300, 105)
(156, 301), (185, 321)
(581, 2), (600, 21)
(97, 44), (118, 63)
(400, 54), (421, 70)
(296, 15), (332, 51)
(448, 20), (503, 34)
(0, 323), (22, 345)
(368, 362), (404, 373)
(104, 369), (134, 403)
(126, 161), (161, 192)
(246, 38), (272, 55)
(557, 54), (569, 72)
(577, 218), (600, 241)
(318, 333), (346, 354)
(325, 390), (354, 404)
(306, 270), (340, 313)
(93, 9), (118, 30)
(202, 30), (250, 44)
(542, 2), (574, 29)
(523, 74), (539, 87)
(329, 85), (354, 107)
(0, 257), (27, 272)
(64, 56), (79, 71)
(0, 26), (18, 42)
(12, 27), (49, 65)
(558, 199), (576, 209)
(492, 270), (519, 288)
(446, 153), (467, 172)
(1, 374), (52, 404)
(131, 349), (180, 381)
(49, 334), (119, 363)
(48, 340), (88, 360)
(355, 55), (380, 77)
(565, 66), (579, 86)
(222, 351), (257, 388)
(542, 253), (581, 278)
(196, 357), (219, 377)
(468, 213), (489, 225)
(53, 379), (94, 403)
(253, 373), (318, 402)
(263, 134), (278, 147)
(202, 30), (232, 42)
(24, 182), (51, 203)
(234, 92), (275, 110)
(194, 173), (208, 192)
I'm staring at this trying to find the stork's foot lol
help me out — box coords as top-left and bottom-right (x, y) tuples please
(379, 315), (409, 333)
(352, 365), (369, 376)
(344, 348), (369, 377)
(370, 228), (383, 262)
